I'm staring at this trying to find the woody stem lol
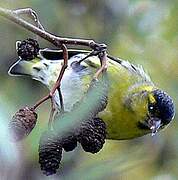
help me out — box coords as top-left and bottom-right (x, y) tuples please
(0, 7), (106, 51)
(33, 44), (68, 110)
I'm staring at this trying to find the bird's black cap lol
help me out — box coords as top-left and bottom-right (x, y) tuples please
(152, 89), (175, 125)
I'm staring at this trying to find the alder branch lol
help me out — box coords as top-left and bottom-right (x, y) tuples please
(0, 7), (106, 50)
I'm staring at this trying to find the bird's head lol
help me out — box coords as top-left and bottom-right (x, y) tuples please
(139, 89), (175, 135)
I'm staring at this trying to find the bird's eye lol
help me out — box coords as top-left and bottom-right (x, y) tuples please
(149, 106), (154, 110)
(148, 104), (155, 114)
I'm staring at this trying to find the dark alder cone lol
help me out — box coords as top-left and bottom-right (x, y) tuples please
(39, 131), (62, 176)
(61, 133), (78, 152)
(77, 117), (106, 154)
(17, 38), (40, 60)
(9, 106), (37, 141)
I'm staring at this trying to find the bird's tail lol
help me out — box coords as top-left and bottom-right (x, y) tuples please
(8, 58), (40, 77)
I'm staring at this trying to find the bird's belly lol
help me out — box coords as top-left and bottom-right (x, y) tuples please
(52, 68), (90, 111)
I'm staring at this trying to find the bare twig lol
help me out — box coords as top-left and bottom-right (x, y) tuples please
(50, 44), (68, 95)
(33, 94), (51, 110)
(48, 96), (56, 129)
(14, 8), (45, 31)
(0, 7), (106, 50)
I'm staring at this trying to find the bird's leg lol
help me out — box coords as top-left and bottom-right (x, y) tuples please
(71, 44), (107, 74)
(14, 8), (45, 31)
(93, 51), (108, 80)
(78, 43), (107, 64)
(78, 50), (99, 64)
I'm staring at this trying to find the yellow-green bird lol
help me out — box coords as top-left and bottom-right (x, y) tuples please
(8, 48), (175, 140)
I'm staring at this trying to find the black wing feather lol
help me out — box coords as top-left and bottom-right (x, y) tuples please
(39, 49), (90, 60)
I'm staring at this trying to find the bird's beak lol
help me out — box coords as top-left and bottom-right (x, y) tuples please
(148, 117), (161, 136)
(8, 58), (39, 77)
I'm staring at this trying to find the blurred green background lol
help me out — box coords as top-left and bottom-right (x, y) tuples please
(0, 0), (178, 179)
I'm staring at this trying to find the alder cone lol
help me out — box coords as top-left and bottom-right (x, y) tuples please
(39, 131), (62, 176)
(77, 117), (106, 154)
(9, 106), (37, 141)
(61, 133), (78, 152)
(17, 38), (40, 60)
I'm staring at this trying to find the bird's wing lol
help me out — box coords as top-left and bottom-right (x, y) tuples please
(83, 54), (153, 85)
(39, 48), (153, 84)
(109, 57), (153, 84)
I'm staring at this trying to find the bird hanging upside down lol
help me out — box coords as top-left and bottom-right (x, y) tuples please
(8, 46), (175, 140)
